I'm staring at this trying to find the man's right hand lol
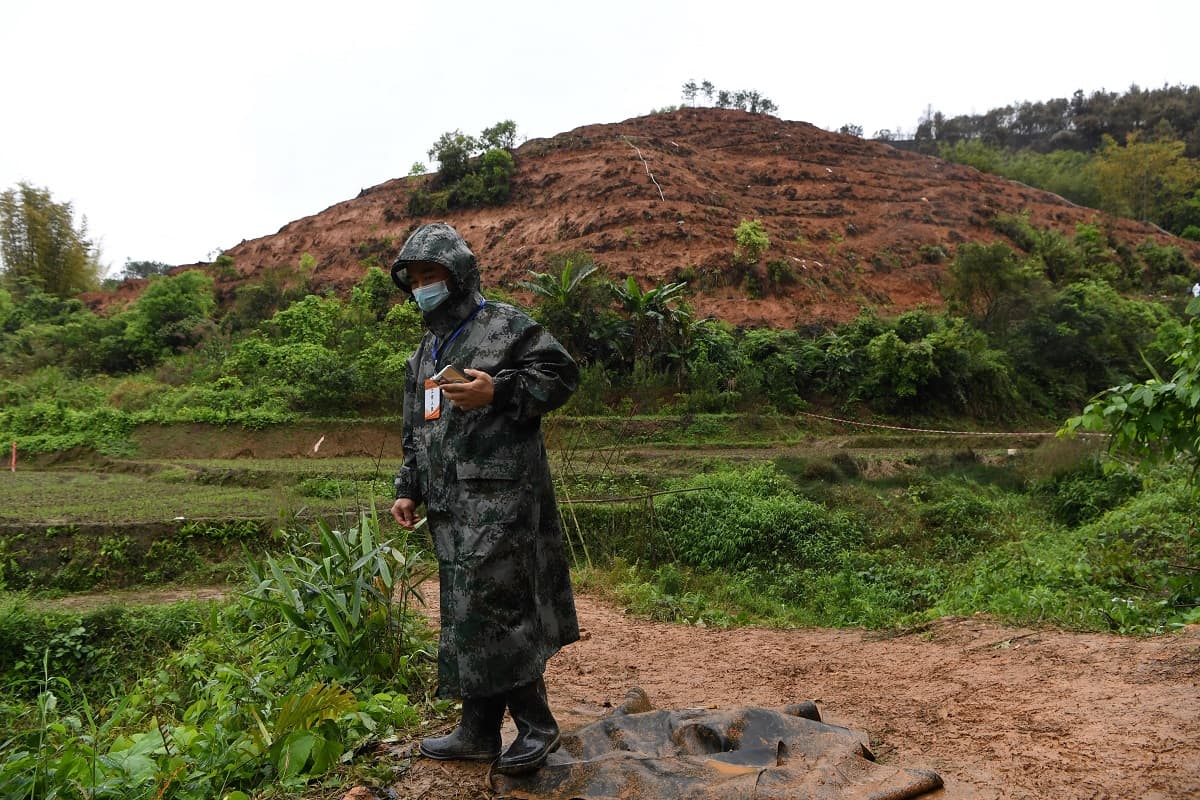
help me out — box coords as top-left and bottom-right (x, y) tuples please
(391, 497), (418, 529)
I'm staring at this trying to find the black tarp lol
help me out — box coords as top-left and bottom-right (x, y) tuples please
(490, 689), (943, 800)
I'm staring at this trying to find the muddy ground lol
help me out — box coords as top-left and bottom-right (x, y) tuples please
(43, 578), (1200, 799)
(375, 584), (1200, 800)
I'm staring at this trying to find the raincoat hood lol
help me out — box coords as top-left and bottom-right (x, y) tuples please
(390, 222), (481, 296)
(390, 222), (485, 336)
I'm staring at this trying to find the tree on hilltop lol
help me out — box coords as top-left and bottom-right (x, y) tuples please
(410, 121), (520, 214)
(427, 130), (478, 184)
(682, 80), (699, 106)
(480, 120), (518, 151)
(683, 80), (778, 115)
(121, 259), (172, 280)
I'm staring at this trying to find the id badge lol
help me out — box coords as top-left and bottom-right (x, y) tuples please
(423, 378), (441, 420)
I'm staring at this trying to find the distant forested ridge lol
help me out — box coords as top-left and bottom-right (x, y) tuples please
(901, 84), (1200, 156)
(881, 85), (1200, 238)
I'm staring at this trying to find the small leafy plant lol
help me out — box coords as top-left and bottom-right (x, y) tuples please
(244, 506), (436, 684)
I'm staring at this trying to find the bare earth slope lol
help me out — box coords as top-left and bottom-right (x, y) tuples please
(380, 585), (1200, 800)
(91, 108), (1200, 328)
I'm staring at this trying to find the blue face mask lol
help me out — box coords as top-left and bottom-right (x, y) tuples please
(412, 280), (451, 312)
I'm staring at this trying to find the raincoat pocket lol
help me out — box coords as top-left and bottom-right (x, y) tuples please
(454, 461), (525, 522)
(453, 459), (532, 556)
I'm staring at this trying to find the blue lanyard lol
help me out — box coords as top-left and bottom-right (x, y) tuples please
(433, 299), (486, 364)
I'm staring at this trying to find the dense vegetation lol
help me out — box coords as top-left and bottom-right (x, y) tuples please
(404, 120), (518, 216)
(911, 84), (1200, 157)
(575, 453), (1199, 634)
(1, 210), (1192, 459)
(887, 85), (1200, 238)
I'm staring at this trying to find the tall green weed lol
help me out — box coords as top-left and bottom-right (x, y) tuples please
(244, 508), (436, 684)
(0, 509), (439, 799)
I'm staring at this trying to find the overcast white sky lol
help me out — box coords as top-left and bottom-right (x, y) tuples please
(2, 0), (1197, 276)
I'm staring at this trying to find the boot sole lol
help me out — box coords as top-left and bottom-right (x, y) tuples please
(492, 734), (561, 775)
(419, 744), (500, 762)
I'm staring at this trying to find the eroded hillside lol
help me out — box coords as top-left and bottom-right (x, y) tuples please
(97, 108), (1200, 328)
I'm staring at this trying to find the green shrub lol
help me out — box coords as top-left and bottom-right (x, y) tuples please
(919, 244), (947, 264)
(1033, 459), (1143, 527)
(937, 470), (1199, 631)
(479, 147), (515, 203)
(407, 187), (450, 216)
(144, 376), (294, 427)
(765, 258), (795, 286)
(0, 598), (204, 701)
(1010, 279), (1173, 407)
(1137, 240), (1192, 282)
(908, 478), (1009, 558)
(859, 313), (1016, 415)
(989, 211), (1039, 252)
(122, 270), (216, 361)
(748, 553), (949, 627)
(734, 328), (809, 411)
(656, 465), (864, 572)
(0, 400), (135, 455)
(733, 219), (770, 265)
(349, 266), (395, 321)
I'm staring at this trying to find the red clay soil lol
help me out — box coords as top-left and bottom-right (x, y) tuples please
(375, 585), (1200, 800)
(84, 108), (1200, 330)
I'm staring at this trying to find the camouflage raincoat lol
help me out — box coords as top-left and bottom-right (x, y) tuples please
(391, 223), (580, 699)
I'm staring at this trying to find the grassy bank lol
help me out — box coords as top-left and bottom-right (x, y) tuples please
(0, 459), (398, 591)
(569, 442), (1200, 634)
(5, 418), (1195, 633)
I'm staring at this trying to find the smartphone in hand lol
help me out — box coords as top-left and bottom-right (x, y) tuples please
(432, 364), (470, 384)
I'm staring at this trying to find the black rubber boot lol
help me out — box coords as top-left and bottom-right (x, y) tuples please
(419, 695), (505, 761)
(494, 677), (561, 775)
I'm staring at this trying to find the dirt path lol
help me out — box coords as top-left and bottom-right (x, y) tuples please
(390, 585), (1200, 800)
(36, 585), (233, 610)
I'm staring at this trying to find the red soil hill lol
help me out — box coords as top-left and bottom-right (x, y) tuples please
(90, 108), (1200, 328)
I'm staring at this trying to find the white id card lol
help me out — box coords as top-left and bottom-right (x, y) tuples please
(423, 378), (441, 420)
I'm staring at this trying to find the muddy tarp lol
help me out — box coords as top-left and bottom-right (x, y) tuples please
(490, 689), (942, 800)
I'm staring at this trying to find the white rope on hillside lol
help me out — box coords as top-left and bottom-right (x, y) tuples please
(621, 136), (666, 201)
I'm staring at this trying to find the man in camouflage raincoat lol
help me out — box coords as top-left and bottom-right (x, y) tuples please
(389, 222), (580, 775)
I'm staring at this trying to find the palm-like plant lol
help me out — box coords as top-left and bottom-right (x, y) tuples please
(519, 257), (619, 365)
(612, 277), (690, 368)
(518, 258), (599, 306)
